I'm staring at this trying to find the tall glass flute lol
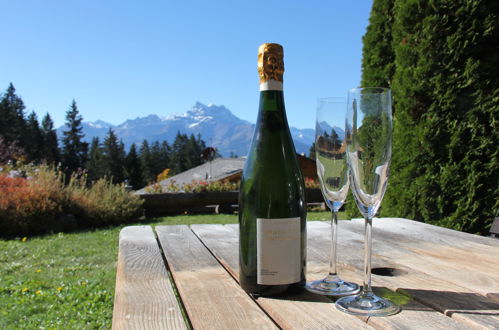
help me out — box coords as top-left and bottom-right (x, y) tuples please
(305, 97), (360, 296)
(335, 88), (399, 316)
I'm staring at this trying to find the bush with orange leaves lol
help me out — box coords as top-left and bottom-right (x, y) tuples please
(0, 167), (67, 236)
(0, 164), (144, 236)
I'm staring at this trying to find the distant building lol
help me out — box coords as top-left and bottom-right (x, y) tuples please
(137, 155), (317, 194)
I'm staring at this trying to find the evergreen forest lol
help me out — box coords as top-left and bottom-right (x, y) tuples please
(0, 83), (208, 190)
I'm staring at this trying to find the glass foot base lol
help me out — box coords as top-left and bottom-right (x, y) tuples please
(305, 275), (360, 297)
(335, 291), (400, 316)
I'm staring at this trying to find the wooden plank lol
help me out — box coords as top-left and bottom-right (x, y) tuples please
(361, 217), (499, 247)
(307, 221), (474, 330)
(351, 217), (499, 257)
(347, 218), (499, 296)
(308, 220), (499, 329)
(155, 225), (277, 330)
(191, 224), (373, 330)
(112, 226), (187, 330)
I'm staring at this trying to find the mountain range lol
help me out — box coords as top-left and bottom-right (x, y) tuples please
(57, 102), (316, 157)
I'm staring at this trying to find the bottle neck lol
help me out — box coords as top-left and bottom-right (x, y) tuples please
(260, 79), (283, 92)
(259, 90), (285, 113)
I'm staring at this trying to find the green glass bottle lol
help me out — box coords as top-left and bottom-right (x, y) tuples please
(239, 43), (307, 295)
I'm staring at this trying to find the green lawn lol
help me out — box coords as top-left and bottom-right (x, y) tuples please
(0, 211), (339, 329)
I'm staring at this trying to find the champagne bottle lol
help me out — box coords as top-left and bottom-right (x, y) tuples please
(238, 43), (307, 295)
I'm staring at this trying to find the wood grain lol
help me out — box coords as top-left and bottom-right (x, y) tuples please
(112, 226), (187, 330)
(308, 220), (499, 329)
(199, 223), (493, 329)
(347, 218), (499, 296)
(114, 220), (498, 329)
(155, 225), (277, 330)
(191, 224), (374, 329)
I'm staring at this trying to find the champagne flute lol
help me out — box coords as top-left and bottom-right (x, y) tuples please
(305, 97), (360, 296)
(335, 88), (400, 316)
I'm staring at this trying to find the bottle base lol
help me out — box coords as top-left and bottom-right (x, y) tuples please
(240, 278), (304, 297)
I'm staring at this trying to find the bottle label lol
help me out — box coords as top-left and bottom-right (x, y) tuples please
(257, 217), (301, 285)
(259, 79), (283, 91)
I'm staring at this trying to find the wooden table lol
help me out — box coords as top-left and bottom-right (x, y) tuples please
(112, 218), (499, 329)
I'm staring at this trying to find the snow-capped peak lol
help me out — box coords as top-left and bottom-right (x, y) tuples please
(87, 120), (114, 129)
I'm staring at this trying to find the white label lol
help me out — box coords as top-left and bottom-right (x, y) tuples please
(259, 79), (283, 91)
(257, 217), (301, 285)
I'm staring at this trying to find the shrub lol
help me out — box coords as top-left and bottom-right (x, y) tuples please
(68, 178), (144, 227)
(145, 179), (239, 194)
(0, 166), (66, 236)
(304, 178), (320, 189)
(0, 164), (144, 236)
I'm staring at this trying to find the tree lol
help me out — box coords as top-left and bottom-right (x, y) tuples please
(171, 132), (189, 174)
(0, 136), (26, 164)
(139, 140), (154, 184)
(360, 0), (395, 89)
(308, 142), (316, 160)
(149, 141), (165, 179)
(0, 83), (27, 145)
(160, 140), (172, 169)
(125, 143), (144, 189)
(61, 100), (88, 173)
(170, 132), (207, 174)
(361, 0), (499, 234)
(86, 137), (105, 182)
(40, 113), (60, 165)
(25, 111), (43, 162)
(102, 128), (125, 183)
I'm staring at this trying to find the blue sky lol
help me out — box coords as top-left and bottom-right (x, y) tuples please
(1, 1), (372, 130)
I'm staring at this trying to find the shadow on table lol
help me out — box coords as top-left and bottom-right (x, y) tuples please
(395, 288), (499, 315)
(254, 289), (333, 304)
(256, 286), (499, 316)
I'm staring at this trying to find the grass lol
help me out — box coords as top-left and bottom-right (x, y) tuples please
(0, 211), (342, 329)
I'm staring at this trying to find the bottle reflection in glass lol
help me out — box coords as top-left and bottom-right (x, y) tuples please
(335, 87), (400, 316)
(305, 97), (360, 296)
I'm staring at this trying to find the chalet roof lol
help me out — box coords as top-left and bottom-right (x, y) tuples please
(137, 155), (317, 194)
(136, 157), (245, 194)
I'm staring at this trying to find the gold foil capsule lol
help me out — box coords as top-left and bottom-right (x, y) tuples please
(258, 43), (284, 84)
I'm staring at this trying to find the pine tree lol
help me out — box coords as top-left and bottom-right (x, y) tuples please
(125, 143), (144, 189)
(25, 111), (43, 162)
(102, 128), (125, 183)
(139, 140), (154, 184)
(149, 141), (164, 180)
(61, 100), (88, 173)
(192, 134), (206, 165)
(171, 132), (189, 174)
(0, 83), (27, 145)
(40, 113), (60, 165)
(308, 142), (316, 160)
(160, 140), (171, 170)
(86, 137), (105, 182)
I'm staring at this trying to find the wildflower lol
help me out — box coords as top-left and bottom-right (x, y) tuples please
(21, 237), (27, 242)
(35, 269), (41, 273)
(35, 290), (42, 295)
(57, 287), (63, 292)
(22, 288), (28, 293)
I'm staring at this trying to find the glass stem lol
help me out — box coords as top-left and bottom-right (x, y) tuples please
(362, 216), (373, 294)
(328, 210), (338, 276)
